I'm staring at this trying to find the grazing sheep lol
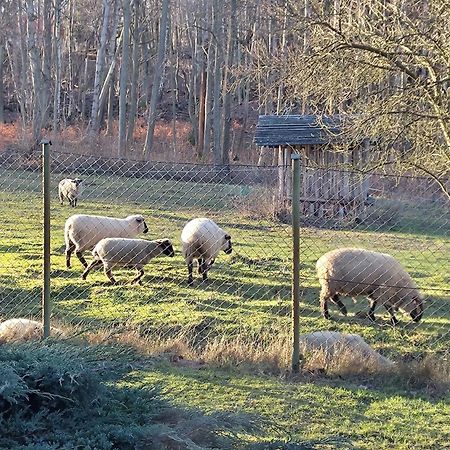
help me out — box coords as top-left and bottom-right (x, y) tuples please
(59, 178), (83, 207)
(0, 318), (64, 343)
(299, 331), (394, 373)
(316, 248), (424, 325)
(82, 237), (175, 284)
(64, 214), (148, 268)
(181, 218), (232, 286)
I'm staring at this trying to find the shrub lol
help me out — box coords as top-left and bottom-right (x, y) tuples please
(0, 342), (261, 449)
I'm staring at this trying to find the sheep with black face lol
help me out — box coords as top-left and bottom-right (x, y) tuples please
(181, 218), (232, 286)
(82, 238), (174, 284)
(64, 214), (149, 268)
(59, 178), (83, 207)
(316, 248), (424, 326)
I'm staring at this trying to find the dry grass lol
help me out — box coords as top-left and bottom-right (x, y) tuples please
(76, 327), (448, 393)
(0, 119), (261, 163)
(1, 316), (447, 396)
(235, 186), (280, 221)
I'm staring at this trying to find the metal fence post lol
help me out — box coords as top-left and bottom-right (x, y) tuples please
(291, 152), (301, 372)
(42, 139), (52, 338)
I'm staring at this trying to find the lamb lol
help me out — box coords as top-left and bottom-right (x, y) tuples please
(299, 331), (394, 373)
(181, 218), (232, 286)
(64, 214), (149, 268)
(0, 318), (64, 343)
(316, 248), (424, 325)
(82, 237), (175, 284)
(59, 178), (83, 207)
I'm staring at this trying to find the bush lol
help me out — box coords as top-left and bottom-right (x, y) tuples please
(0, 342), (264, 449)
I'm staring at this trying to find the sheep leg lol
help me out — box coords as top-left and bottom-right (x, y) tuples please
(200, 259), (209, 281)
(81, 259), (102, 280)
(385, 304), (399, 326)
(65, 241), (76, 268)
(59, 193), (64, 205)
(104, 268), (117, 285)
(320, 289), (330, 319)
(330, 294), (347, 316)
(197, 258), (204, 274)
(367, 298), (377, 322)
(131, 268), (144, 285)
(187, 261), (194, 286)
(76, 251), (88, 268)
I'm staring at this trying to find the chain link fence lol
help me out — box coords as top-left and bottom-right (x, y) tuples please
(0, 148), (448, 366)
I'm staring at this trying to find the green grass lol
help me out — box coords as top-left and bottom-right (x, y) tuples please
(0, 165), (448, 356)
(0, 163), (449, 448)
(123, 363), (450, 449)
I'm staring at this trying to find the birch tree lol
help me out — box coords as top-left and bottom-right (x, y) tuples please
(143, 0), (170, 156)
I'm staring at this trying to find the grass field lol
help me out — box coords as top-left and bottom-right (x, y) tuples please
(0, 159), (449, 448)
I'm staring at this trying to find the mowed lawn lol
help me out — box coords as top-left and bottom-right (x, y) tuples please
(0, 163), (449, 448)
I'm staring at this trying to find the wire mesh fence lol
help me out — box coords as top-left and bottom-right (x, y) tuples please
(0, 147), (448, 366)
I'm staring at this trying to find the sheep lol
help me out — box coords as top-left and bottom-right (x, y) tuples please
(59, 178), (83, 207)
(181, 218), (232, 286)
(81, 237), (175, 284)
(0, 318), (64, 343)
(299, 331), (394, 373)
(316, 248), (424, 326)
(64, 214), (149, 268)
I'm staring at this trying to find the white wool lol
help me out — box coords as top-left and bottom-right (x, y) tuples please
(65, 214), (148, 254)
(181, 218), (230, 264)
(299, 331), (394, 370)
(0, 318), (64, 343)
(59, 178), (83, 206)
(316, 247), (423, 319)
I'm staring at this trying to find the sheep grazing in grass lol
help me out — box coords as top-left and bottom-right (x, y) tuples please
(181, 218), (232, 286)
(59, 178), (83, 207)
(0, 318), (64, 343)
(299, 331), (394, 373)
(316, 248), (424, 326)
(82, 237), (175, 284)
(64, 214), (149, 268)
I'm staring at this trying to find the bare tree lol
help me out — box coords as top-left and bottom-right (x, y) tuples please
(143, 0), (170, 156)
(118, 0), (131, 156)
(90, 0), (113, 133)
(274, 0), (450, 195)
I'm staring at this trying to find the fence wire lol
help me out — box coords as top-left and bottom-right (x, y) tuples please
(0, 149), (448, 366)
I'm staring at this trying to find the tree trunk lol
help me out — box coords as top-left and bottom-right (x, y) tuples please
(0, 40), (4, 124)
(126, 0), (140, 146)
(197, 64), (206, 159)
(53, 0), (62, 132)
(90, 0), (112, 133)
(212, 0), (222, 166)
(106, 70), (116, 136)
(118, 0), (131, 156)
(143, 0), (170, 156)
(25, 0), (46, 147)
(221, 0), (237, 167)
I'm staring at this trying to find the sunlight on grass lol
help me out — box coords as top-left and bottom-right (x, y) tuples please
(0, 166), (448, 361)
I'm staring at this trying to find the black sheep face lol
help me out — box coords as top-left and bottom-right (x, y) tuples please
(223, 234), (232, 255)
(160, 239), (175, 257)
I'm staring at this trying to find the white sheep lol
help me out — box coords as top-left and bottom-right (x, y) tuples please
(64, 214), (149, 268)
(59, 178), (83, 207)
(181, 218), (232, 286)
(316, 248), (424, 325)
(0, 318), (64, 343)
(299, 331), (394, 373)
(82, 237), (175, 284)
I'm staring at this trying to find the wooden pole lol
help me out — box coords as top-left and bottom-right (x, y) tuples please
(291, 152), (302, 372)
(42, 139), (52, 338)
